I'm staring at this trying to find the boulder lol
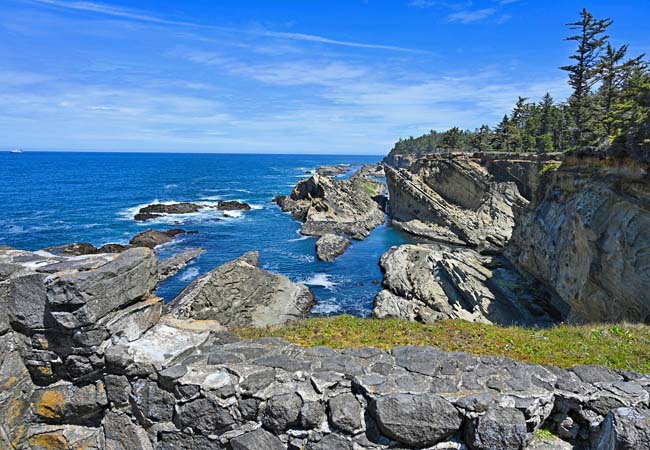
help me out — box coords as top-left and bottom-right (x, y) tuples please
(464, 408), (528, 450)
(166, 251), (315, 328)
(371, 393), (463, 446)
(129, 229), (187, 249)
(315, 234), (350, 261)
(595, 407), (650, 450)
(230, 428), (284, 450)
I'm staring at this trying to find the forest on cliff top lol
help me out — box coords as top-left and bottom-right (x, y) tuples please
(389, 8), (650, 157)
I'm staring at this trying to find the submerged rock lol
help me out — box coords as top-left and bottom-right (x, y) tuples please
(315, 234), (350, 262)
(373, 244), (561, 325)
(166, 251), (315, 328)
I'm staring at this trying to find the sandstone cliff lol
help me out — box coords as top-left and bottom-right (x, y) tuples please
(507, 150), (650, 324)
(385, 155), (528, 251)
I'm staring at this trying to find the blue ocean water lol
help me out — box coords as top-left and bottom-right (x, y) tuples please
(0, 152), (412, 316)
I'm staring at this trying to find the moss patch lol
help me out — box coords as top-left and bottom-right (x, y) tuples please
(236, 315), (650, 373)
(540, 161), (562, 174)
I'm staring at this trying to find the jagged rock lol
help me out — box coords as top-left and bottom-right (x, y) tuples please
(315, 234), (350, 261)
(262, 393), (303, 432)
(316, 164), (351, 176)
(275, 173), (385, 240)
(595, 407), (650, 450)
(371, 393), (463, 446)
(31, 381), (108, 425)
(129, 228), (187, 249)
(373, 244), (560, 325)
(134, 202), (201, 221)
(158, 248), (205, 282)
(103, 410), (153, 450)
(43, 242), (102, 256)
(216, 200), (251, 211)
(329, 393), (364, 434)
(464, 407), (528, 450)
(507, 151), (650, 323)
(167, 251), (315, 328)
(358, 163), (386, 178)
(385, 156), (528, 251)
(24, 424), (104, 449)
(231, 428), (285, 450)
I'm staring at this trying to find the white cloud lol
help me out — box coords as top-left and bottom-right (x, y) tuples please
(447, 8), (497, 23)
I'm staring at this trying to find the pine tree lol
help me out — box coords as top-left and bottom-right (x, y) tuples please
(561, 8), (612, 145)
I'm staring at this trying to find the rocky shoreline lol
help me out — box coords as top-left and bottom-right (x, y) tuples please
(0, 152), (648, 449)
(1, 246), (649, 449)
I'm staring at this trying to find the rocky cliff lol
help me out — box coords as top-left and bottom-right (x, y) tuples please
(507, 150), (650, 324)
(385, 155), (528, 251)
(1, 246), (649, 450)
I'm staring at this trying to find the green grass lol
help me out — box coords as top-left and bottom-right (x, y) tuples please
(358, 181), (383, 197)
(236, 315), (650, 373)
(539, 161), (562, 174)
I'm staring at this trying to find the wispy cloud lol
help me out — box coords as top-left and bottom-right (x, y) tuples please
(27, 0), (425, 53)
(447, 8), (497, 23)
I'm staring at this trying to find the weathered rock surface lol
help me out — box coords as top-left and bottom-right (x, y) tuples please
(507, 151), (650, 323)
(134, 202), (202, 221)
(373, 244), (561, 325)
(315, 234), (350, 262)
(216, 200), (252, 211)
(157, 248), (205, 282)
(166, 251), (315, 328)
(129, 229), (188, 249)
(275, 173), (386, 240)
(316, 164), (351, 177)
(2, 244), (650, 449)
(385, 156), (528, 251)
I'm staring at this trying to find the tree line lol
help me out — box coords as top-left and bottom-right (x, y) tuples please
(389, 8), (649, 156)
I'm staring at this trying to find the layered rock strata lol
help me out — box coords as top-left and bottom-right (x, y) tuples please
(507, 150), (650, 323)
(385, 156), (527, 251)
(373, 244), (562, 325)
(167, 251), (315, 328)
(275, 173), (386, 240)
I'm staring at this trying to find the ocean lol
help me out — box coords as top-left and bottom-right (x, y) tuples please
(0, 152), (412, 316)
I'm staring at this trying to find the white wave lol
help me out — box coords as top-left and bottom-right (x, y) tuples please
(312, 301), (342, 315)
(119, 198), (256, 224)
(301, 273), (337, 290)
(164, 184), (178, 189)
(288, 229), (311, 242)
(179, 267), (199, 282)
(248, 204), (264, 210)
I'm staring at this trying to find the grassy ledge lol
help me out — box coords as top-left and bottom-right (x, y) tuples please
(236, 315), (650, 373)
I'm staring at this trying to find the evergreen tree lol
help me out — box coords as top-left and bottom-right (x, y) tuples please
(561, 8), (612, 145)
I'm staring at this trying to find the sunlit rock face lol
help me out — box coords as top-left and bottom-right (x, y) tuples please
(507, 150), (650, 323)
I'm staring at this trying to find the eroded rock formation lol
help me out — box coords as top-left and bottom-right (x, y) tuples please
(507, 150), (650, 323)
(315, 234), (351, 262)
(275, 173), (386, 240)
(385, 156), (527, 251)
(373, 244), (562, 325)
(167, 251), (315, 328)
(1, 246), (649, 449)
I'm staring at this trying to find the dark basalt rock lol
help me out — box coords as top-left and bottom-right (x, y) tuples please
(216, 200), (251, 211)
(134, 202), (202, 221)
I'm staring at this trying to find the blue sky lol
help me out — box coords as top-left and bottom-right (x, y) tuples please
(1, 0), (648, 154)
